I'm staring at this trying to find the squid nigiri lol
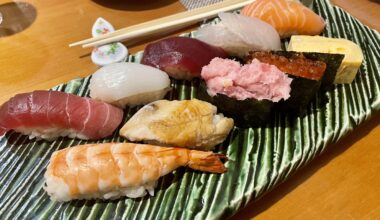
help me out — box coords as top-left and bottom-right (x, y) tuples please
(44, 143), (227, 201)
(241, 0), (325, 38)
(0, 90), (123, 140)
(89, 62), (171, 108)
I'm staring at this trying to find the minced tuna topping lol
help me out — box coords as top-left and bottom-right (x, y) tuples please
(201, 57), (292, 101)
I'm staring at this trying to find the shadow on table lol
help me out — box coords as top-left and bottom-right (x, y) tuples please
(0, 2), (37, 37)
(230, 111), (380, 219)
(92, 0), (178, 11)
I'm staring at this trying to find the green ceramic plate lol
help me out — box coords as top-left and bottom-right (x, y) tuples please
(1, 0), (379, 219)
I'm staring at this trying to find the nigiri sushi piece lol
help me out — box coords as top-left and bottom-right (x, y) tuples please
(198, 57), (292, 127)
(141, 37), (227, 80)
(119, 99), (234, 150)
(241, 0), (325, 38)
(89, 62), (171, 108)
(0, 90), (123, 140)
(44, 142), (227, 201)
(195, 12), (281, 56)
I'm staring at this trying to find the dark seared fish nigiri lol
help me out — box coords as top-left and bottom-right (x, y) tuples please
(119, 99), (234, 150)
(141, 37), (227, 80)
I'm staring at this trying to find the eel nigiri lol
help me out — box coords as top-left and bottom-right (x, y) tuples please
(241, 0), (325, 38)
(89, 63), (171, 108)
(44, 143), (227, 201)
(196, 12), (281, 56)
(119, 99), (234, 150)
(141, 36), (227, 80)
(0, 91), (123, 140)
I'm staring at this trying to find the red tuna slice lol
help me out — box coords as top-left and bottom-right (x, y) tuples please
(47, 91), (71, 128)
(0, 91), (123, 140)
(141, 37), (227, 80)
(5, 93), (32, 128)
(30, 91), (51, 126)
(66, 94), (90, 134)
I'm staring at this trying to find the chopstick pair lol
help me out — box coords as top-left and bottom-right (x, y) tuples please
(69, 0), (254, 48)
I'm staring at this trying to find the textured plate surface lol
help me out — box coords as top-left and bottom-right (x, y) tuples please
(1, 0), (380, 219)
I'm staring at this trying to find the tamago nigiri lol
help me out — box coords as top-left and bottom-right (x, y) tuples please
(44, 143), (227, 201)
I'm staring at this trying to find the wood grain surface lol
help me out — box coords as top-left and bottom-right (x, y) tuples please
(0, 0), (379, 219)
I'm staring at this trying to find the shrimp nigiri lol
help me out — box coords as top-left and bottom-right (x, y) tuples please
(44, 143), (227, 201)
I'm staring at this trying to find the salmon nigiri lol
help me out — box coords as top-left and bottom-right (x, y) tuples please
(241, 0), (325, 38)
(44, 143), (227, 201)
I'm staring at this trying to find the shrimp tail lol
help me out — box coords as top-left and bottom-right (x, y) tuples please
(188, 151), (227, 173)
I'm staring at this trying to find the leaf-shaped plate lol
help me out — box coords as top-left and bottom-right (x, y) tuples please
(0, 0), (379, 219)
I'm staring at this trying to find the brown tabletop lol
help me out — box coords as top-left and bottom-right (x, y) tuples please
(1, 0), (379, 219)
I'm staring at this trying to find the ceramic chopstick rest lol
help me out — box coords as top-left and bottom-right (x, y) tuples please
(91, 17), (128, 66)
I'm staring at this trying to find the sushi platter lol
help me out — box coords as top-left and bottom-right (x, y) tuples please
(1, 0), (380, 219)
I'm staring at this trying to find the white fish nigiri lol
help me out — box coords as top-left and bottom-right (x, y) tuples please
(89, 62), (171, 108)
(196, 12), (281, 56)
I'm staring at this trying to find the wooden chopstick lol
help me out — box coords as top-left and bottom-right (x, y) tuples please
(69, 0), (254, 48)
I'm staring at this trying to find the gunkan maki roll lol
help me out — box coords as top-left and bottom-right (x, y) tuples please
(198, 57), (292, 127)
(246, 51), (343, 115)
(247, 51), (344, 91)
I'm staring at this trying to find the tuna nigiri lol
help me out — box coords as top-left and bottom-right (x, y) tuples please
(141, 36), (227, 80)
(89, 62), (171, 108)
(44, 143), (227, 201)
(241, 0), (325, 38)
(196, 12), (281, 56)
(0, 91), (123, 140)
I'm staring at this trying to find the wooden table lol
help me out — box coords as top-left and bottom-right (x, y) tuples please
(0, 0), (379, 219)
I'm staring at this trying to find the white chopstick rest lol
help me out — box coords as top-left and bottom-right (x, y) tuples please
(91, 18), (128, 66)
(91, 17), (115, 37)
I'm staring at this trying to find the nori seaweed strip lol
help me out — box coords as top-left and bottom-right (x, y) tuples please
(302, 52), (344, 91)
(277, 75), (321, 116)
(197, 81), (274, 128)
